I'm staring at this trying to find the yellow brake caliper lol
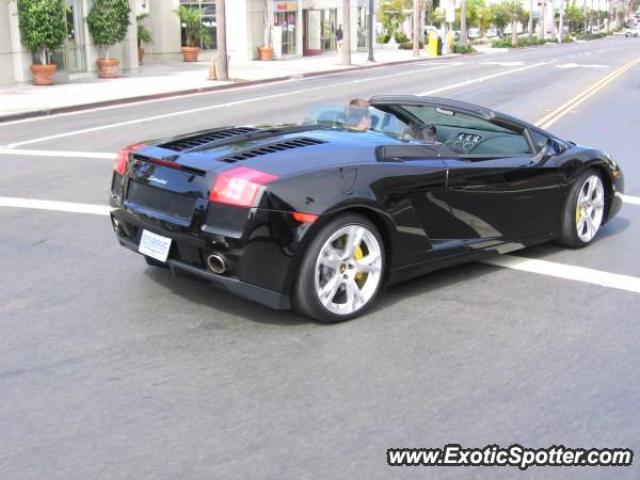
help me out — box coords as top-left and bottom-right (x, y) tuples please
(354, 245), (367, 287)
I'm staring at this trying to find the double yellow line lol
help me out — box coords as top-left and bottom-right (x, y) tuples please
(535, 58), (640, 130)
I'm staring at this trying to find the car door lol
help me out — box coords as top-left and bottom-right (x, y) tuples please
(370, 97), (565, 245)
(368, 144), (468, 268)
(442, 120), (565, 244)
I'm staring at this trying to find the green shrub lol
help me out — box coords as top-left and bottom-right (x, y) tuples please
(137, 13), (153, 48)
(575, 32), (607, 40)
(491, 37), (560, 48)
(453, 44), (476, 54)
(398, 40), (424, 49)
(87, 0), (131, 58)
(377, 33), (390, 44)
(16, 0), (66, 65)
(394, 32), (410, 43)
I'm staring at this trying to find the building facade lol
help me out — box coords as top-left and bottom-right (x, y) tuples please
(1, 0), (372, 85)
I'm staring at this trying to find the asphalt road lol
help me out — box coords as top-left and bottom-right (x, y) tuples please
(1, 37), (639, 479)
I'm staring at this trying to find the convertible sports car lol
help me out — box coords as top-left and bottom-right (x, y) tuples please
(110, 96), (624, 321)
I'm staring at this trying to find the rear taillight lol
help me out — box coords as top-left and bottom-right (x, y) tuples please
(209, 167), (278, 207)
(114, 143), (147, 175)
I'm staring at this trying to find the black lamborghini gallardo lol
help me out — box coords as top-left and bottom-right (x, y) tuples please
(110, 96), (624, 321)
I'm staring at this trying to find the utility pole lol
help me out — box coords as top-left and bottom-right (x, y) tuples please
(342, 0), (351, 65)
(215, 0), (228, 81)
(368, 0), (375, 61)
(460, 0), (468, 47)
(540, 0), (546, 40)
(559, 0), (565, 42)
(551, 0), (558, 41)
(528, 0), (534, 40)
(413, 0), (421, 55)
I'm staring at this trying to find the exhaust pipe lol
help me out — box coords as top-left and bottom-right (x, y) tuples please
(207, 253), (228, 274)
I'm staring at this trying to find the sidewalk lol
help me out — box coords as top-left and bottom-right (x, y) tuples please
(0, 48), (458, 121)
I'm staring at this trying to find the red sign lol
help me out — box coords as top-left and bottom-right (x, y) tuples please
(275, 1), (297, 11)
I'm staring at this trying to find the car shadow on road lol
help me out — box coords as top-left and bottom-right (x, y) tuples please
(365, 216), (632, 314)
(143, 267), (311, 326)
(142, 215), (631, 325)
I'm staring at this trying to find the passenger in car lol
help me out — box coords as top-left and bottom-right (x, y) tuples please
(401, 123), (439, 142)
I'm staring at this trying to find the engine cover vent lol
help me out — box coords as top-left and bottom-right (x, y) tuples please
(160, 127), (260, 152)
(221, 137), (326, 163)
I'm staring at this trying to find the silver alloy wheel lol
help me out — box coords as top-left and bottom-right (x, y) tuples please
(314, 224), (383, 316)
(576, 174), (605, 243)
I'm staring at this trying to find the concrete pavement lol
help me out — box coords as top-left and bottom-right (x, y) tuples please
(0, 36), (639, 479)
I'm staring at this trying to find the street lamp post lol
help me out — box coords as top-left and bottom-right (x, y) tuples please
(368, 0), (375, 62)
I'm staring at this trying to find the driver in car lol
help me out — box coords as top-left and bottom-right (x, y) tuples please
(345, 98), (371, 131)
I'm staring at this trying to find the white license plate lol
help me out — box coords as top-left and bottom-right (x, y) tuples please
(138, 229), (172, 263)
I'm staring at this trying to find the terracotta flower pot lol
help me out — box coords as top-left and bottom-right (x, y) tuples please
(30, 64), (57, 86)
(258, 46), (274, 61)
(138, 47), (145, 65)
(96, 58), (120, 78)
(182, 46), (200, 62)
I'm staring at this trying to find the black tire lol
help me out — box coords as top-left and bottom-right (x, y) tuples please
(294, 213), (386, 323)
(144, 256), (168, 268)
(557, 168), (605, 248)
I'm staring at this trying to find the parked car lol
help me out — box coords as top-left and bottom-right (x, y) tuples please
(625, 27), (639, 37)
(469, 28), (481, 39)
(424, 25), (439, 38)
(110, 96), (624, 322)
(485, 28), (498, 38)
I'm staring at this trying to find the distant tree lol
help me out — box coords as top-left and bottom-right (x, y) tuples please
(565, 3), (584, 33)
(507, 0), (526, 45)
(489, 2), (510, 35)
(476, 5), (493, 34)
(379, 0), (409, 38)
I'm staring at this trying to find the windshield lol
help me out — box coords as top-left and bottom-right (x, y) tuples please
(303, 103), (412, 140)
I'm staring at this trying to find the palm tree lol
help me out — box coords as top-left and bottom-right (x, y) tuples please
(540, 0), (546, 40)
(528, 0), (534, 41)
(216, 0), (228, 80)
(413, 0), (421, 55)
(460, 0), (468, 47)
(342, 0), (351, 65)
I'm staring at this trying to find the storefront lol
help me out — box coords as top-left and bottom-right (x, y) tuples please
(302, 8), (337, 55)
(273, 1), (298, 56)
(51, 0), (88, 75)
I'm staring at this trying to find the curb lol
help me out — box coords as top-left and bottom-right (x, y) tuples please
(0, 54), (461, 124)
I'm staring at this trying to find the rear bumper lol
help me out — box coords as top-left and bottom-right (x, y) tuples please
(118, 236), (291, 310)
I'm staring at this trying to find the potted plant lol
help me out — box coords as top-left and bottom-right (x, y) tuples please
(175, 6), (210, 62)
(16, 0), (67, 85)
(258, 0), (273, 60)
(86, 0), (131, 78)
(136, 13), (153, 65)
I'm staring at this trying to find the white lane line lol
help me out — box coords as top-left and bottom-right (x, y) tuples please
(619, 193), (640, 205)
(6, 62), (541, 148)
(418, 62), (547, 96)
(483, 255), (640, 294)
(556, 63), (609, 69)
(0, 197), (109, 216)
(4, 194), (639, 296)
(0, 148), (115, 159)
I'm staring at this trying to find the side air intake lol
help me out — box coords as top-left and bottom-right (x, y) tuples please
(221, 137), (326, 163)
(159, 127), (259, 152)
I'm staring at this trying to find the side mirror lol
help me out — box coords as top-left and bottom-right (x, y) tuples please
(543, 138), (565, 158)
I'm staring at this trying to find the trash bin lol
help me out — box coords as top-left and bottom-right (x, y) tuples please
(428, 33), (439, 57)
